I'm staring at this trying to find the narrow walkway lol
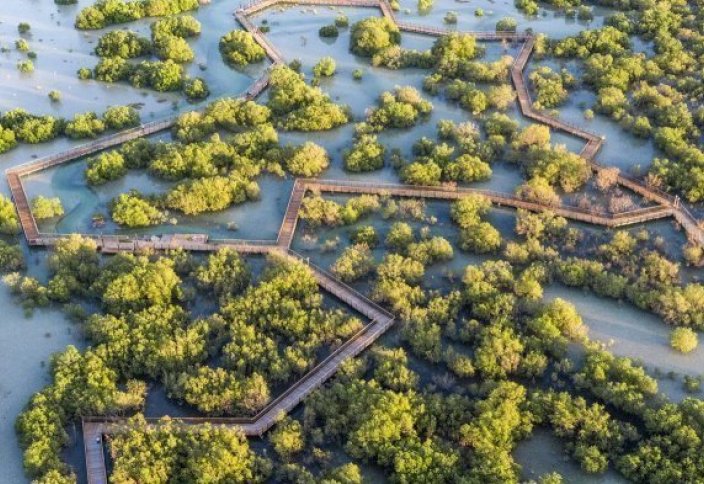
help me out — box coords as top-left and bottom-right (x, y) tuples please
(82, 249), (395, 483)
(82, 420), (108, 484)
(8, 0), (703, 249)
(277, 179), (306, 247)
(304, 179), (676, 228)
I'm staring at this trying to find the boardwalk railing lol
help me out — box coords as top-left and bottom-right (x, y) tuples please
(82, 247), (396, 481)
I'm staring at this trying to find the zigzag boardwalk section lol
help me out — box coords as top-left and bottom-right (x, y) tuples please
(81, 249), (394, 484)
(304, 179), (676, 228)
(5, 79), (270, 248)
(507, 30), (704, 243)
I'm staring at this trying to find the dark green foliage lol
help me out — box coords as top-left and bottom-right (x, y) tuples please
(574, 349), (658, 414)
(172, 257), (362, 414)
(0, 126), (18, 154)
(85, 151), (127, 185)
(151, 15), (201, 38)
(103, 105), (141, 130)
(319, 24), (339, 38)
(183, 77), (210, 101)
(0, 240), (24, 273)
(358, 86), (432, 134)
(193, 248), (251, 299)
(529, 66), (575, 108)
(332, 244), (375, 282)
(451, 195), (501, 253)
(300, 194), (381, 227)
(64, 112), (106, 139)
(1, 109), (62, 144)
(350, 225), (378, 247)
(286, 142), (329, 177)
(0, 195), (21, 235)
(94, 57), (184, 91)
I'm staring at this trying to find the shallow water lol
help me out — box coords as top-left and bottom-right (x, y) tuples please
(545, 285), (704, 402)
(0, 0), (261, 118)
(514, 428), (627, 483)
(0, 281), (84, 483)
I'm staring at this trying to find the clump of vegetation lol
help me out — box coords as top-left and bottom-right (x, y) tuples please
(285, 142), (329, 177)
(529, 66), (575, 108)
(64, 112), (106, 139)
(496, 17), (518, 32)
(0, 126), (18, 154)
(31, 197), (64, 220)
(76, 0), (199, 30)
(17, 60), (34, 73)
(16, 39), (30, 53)
(451, 195), (502, 253)
(313, 56), (336, 77)
(418, 0), (434, 12)
(95, 30), (151, 58)
(219, 30), (266, 67)
(350, 17), (400, 57)
(266, 65), (348, 131)
(351, 225), (378, 247)
(183, 77), (210, 101)
(110, 416), (271, 482)
(86, 151), (127, 185)
(110, 192), (165, 227)
(332, 244), (375, 282)
(0, 240), (24, 273)
(103, 105), (141, 130)
(319, 24), (339, 38)
(0, 195), (21, 235)
(444, 11), (459, 24)
(335, 15), (349, 28)
(300, 193), (381, 227)
(398, 120), (494, 185)
(358, 86), (432, 134)
(344, 135), (385, 172)
(670, 327), (698, 353)
(77, 67), (93, 80)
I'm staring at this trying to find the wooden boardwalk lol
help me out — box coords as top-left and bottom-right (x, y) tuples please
(277, 179), (306, 247)
(82, 248), (395, 483)
(304, 179), (676, 228)
(3, 1), (699, 481)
